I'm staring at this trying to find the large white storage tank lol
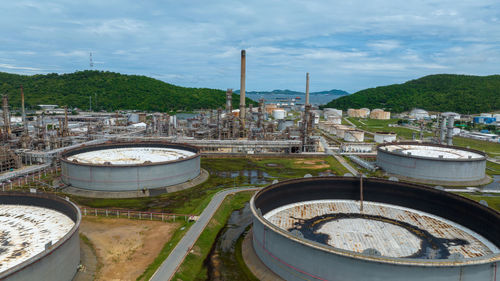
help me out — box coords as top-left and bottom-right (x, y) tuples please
(324, 108), (342, 117)
(374, 132), (397, 143)
(272, 109), (286, 120)
(344, 130), (365, 142)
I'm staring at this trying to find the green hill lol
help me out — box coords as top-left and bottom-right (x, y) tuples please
(0, 71), (256, 112)
(322, 74), (500, 114)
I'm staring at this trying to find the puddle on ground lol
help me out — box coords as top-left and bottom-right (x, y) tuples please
(216, 170), (271, 185)
(480, 175), (500, 191)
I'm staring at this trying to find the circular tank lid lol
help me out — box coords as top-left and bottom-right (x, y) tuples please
(0, 205), (75, 274)
(379, 143), (484, 160)
(66, 147), (195, 165)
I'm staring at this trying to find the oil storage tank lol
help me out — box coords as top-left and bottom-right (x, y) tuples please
(0, 192), (81, 281)
(377, 142), (486, 184)
(61, 141), (200, 191)
(249, 177), (499, 281)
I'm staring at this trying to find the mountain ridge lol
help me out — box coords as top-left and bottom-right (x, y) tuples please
(321, 74), (500, 114)
(0, 70), (256, 111)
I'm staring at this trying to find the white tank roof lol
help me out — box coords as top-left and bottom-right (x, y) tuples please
(381, 144), (483, 159)
(0, 205), (74, 273)
(264, 199), (498, 259)
(67, 147), (195, 165)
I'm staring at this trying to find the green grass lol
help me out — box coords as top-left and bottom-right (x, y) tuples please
(254, 157), (348, 179)
(346, 117), (432, 139)
(486, 161), (500, 176)
(454, 193), (500, 212)
(234, 227), (260, 281)
(324, 157), (351, 175)
(172, 191), (256, 281)
(68, 157), (352, 214)
(136, 221), (193, 281)
(453, 137), (500, 158)
(80, 233), (102, 277)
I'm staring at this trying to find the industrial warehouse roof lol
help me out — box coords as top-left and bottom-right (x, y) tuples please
(66, 147), (195, 165)
(0, 205), (74, 273)
(264, 200), (499, 259)
(380, 144), (484, 159)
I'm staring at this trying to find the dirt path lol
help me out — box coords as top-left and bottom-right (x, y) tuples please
(293, 158), (330, 169)
(80, 217), (179, 281)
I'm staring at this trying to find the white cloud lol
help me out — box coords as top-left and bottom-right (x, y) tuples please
(0, 63), (42, 71)
(368, 40), (401, 52)
(0, 0), (498, 92)
(53, 50), (89, 57)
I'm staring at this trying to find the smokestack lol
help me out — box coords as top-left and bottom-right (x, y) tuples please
(305, 72), (310, 106)
(226, 89), (233, 113)
(258, 99), (264, 129)
(63, 106), (69, 137)
(217, 108), (222, 140)
(21, 85), (27, 134)
(239, 50), (246, 122)
(2, 95), (11, 137)
(446, 115), (454, 146)
(439, 115), (446, 144)
(302, 104), (311, 152)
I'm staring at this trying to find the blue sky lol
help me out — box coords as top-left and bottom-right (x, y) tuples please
(1, 0), (499, 93)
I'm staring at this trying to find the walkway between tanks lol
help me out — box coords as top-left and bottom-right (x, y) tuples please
(150, 186), (260, 281)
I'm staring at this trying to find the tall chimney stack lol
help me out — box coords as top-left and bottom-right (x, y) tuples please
(239, 50), (246, 122)
(446, 115), (454, 146)
(226, 89), (233, 113)
(305, 72), (310, 106)
(2, 95), (11, 137)
(21, 85), (27, 133)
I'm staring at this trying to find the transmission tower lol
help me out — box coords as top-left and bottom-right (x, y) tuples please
(89, 52), (94, 68)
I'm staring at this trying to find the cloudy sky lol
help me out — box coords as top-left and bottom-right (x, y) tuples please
(1, 1), (499, 93)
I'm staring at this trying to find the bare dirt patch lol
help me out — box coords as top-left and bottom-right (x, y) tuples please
(293, 159), (330, 169)
(80, 217), (179, 281)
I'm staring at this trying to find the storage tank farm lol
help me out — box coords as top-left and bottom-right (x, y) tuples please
(377, 142), (487, 185)
(249, 177), (500, 281)
(0, 192), (81, 281)
(60, 141), (201, 192)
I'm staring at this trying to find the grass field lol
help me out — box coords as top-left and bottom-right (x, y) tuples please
(453, 137), (500, 158)
(454, 193), (500, 212)
(172, 191), (255, 281)
(346, 117), (432, 140)
(69, 156), (349, 213)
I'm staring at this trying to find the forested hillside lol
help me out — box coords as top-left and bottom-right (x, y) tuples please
(0, 71), (255, 111)
(322, 74), (500, 113)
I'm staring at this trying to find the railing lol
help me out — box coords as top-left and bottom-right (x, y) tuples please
(1, 166), (61, 191)
(79, 207), (197, 222)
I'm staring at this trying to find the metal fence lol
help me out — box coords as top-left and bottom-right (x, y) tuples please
(80, 207), (196, 222)
(1, 166), (60, 191)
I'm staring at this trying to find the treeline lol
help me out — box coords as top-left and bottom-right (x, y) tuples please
(322, 74), (500, 114)
(0, 70), (256, 111)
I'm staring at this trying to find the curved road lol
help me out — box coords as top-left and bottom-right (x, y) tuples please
(150, 187), (259, 281)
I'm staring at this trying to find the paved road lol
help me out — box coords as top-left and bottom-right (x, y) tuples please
(150, 187), (259, 281)
(319, 136), (359, 176)
(332, 153), (359, 176)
